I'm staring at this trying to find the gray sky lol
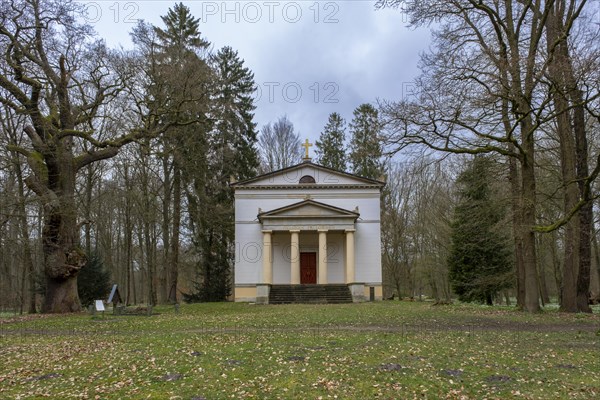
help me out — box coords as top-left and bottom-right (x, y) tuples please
(83, 0), (430, 152)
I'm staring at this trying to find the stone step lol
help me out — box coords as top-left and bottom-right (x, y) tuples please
(269, 284), (352, 304)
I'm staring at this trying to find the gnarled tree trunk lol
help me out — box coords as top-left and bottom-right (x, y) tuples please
(38, 139), (86, 313)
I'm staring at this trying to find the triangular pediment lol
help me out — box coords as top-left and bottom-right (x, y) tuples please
(258, 200), (359, 221)
(231, 161), (384, 188)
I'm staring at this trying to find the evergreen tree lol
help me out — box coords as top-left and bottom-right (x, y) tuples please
(154, 2), (210, 56)
(182, 46), (261, 302)
(155, 28), (259, 303)
(77, 252), (111, 308)
(447, 156), (513, 305)
(141, 2), (213, 304)
(212, 46), (259, 181)
(315, 112), (347, 171)
(349, 104), (383, 179)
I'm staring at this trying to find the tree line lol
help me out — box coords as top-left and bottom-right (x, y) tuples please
(259, 104), (384, 178)
(1, 0), (599, 314)
(377, 0), (600, 312)
(0, 1), (385, 314)
(0, 0), (258, 312)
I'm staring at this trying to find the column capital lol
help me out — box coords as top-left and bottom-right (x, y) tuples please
(289, 229), (301, 233)
(262, 230), (273, 234)
(317, 229), (329, 233)
(344, 228), (356, 233)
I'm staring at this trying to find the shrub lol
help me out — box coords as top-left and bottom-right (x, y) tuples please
(77, 252), (111, 307)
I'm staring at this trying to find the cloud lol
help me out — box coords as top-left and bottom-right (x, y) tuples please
(85, 0), (430, 145)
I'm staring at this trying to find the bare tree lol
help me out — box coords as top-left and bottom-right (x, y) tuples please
(381, 161), (416, 298)
(0, 0), (204, 312)
(259, 115), (302, 171)
(543, 1), (599, 312)
(378, 0), (598, 312)
(382, 157), (454, 302)
(0, 105), (38, 313)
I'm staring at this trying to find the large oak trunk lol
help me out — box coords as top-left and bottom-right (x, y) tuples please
(1, 5), (148, 313)
(41, 205), (86, 313)
(38, 135), (86, 313)
(43, 275), (81, 313)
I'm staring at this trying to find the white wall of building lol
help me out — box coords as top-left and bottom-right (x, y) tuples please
(234, 164), (382, 289)
(235, 189), (381, 222)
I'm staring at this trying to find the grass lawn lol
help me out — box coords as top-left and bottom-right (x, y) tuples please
(0, 301), (599, 399)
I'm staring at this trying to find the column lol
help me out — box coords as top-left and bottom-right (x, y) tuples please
(345, 229), (355, 284)
(290, 230), (300, 284)
(318, 229), (328, 284)
(262, 230), (273, 284)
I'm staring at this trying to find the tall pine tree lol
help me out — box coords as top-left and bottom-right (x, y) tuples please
(349, 104), (383, 179)
(448, 156), (513, 305)
(212, 46), (259, 181)
(154, 2), (210, 56)
(157, 3), (212, 304)
(131, 2), (212, 304)
(186, 46), (259, 302)
(315, 112), (347, 171)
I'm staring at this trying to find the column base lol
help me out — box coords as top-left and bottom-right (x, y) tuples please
(348, 283), (366, 303)
(256, 284), (271, 305)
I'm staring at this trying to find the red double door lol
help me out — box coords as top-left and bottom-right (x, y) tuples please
(300, 252), (317, 284)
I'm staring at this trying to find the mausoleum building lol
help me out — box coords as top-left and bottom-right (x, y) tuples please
(232, 156), (384, 304)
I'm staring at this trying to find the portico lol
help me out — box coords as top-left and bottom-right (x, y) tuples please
(258, 200), (359, 287)
(260, 228), (357, 286)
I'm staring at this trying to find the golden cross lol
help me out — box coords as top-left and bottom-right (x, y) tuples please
(302, 139), (313, 159)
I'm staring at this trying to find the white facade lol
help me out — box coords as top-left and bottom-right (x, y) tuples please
(232, 161), (384, 302)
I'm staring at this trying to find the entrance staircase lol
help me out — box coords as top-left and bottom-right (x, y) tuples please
(268, 284), (353, 304)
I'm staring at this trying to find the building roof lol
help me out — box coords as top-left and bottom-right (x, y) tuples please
(231, 160), (385, 188)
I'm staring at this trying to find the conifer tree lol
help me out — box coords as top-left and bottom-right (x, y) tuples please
(315, 112), (347, 171)
(448, 156), (513, 305)
(147, 2), (213, 303)
(154, 2), (210, 56)
(212, 46), (259, 181)
(154, 23), (259, 303)
(349, 104), (383, 179)
(185, 46), (259, 302)
(77, 252), (111, 308)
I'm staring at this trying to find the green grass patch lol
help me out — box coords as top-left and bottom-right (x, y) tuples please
(1, 301), (599, 399)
